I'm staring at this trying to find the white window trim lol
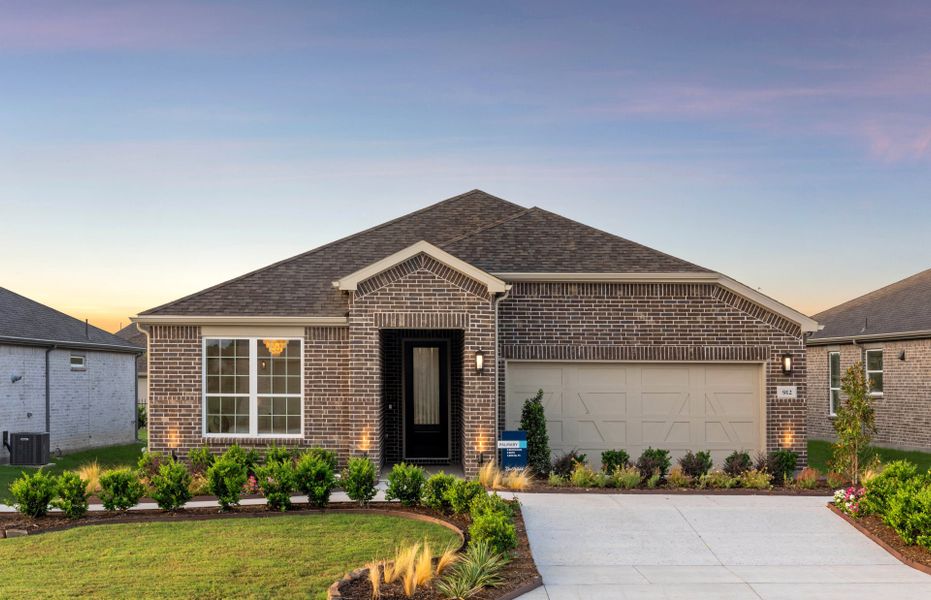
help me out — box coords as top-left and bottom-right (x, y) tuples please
(865, 348), (884, 397)
(70, 354), (86, 371)
(201, 336), (304, 439)
(828, 351), (840, 416)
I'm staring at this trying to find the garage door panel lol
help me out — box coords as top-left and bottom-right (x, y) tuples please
(506, 362), (762, 471)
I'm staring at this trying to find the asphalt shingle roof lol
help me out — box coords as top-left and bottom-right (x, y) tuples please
(0, 288), (142, 352)
(141, 190), (710, 317)
(809, 268), (931, 341)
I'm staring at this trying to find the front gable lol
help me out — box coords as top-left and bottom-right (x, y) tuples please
(334, 240), (508, 299)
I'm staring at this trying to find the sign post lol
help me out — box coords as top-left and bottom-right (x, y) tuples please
(497, 430), (528, 469)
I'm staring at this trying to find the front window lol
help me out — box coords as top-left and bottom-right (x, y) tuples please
(829, 352), (841, 415)
(204, 338), (302, 436)
(866, 349), (883, 395)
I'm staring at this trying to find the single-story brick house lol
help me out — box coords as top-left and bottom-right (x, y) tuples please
(135, 190), (818, 475)
(807, 268), (931, 452)
(0, 288), (142, 462)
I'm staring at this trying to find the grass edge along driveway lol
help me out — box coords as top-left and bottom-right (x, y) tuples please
(0, 513), (460, 600)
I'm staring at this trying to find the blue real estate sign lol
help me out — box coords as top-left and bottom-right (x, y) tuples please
(497, 430), (528, 469)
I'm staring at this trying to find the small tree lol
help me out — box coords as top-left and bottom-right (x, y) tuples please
(831, 361), (877, 485)
(520, 389), (550, 476)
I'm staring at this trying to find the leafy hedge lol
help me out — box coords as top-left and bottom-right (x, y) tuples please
(860, 460), (931, 549)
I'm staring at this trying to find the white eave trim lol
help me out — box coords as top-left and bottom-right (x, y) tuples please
(494, 272), (820, 334)
(334, 240), (509, 294)
(806, 329), (931, 345)
(131, 315), (348, 326)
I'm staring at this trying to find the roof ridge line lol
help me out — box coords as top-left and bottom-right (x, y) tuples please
(812, 267), (931, 319)
(140, 189), (522, 315)
(519, 206), (712, 273)
(438, 206), (535, 248)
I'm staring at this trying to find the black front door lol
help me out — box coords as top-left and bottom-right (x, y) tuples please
(403, 340), (449, 459)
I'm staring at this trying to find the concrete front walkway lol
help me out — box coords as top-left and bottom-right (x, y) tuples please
(512, 493), (931, 600)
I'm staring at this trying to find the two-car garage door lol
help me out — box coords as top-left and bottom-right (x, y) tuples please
(505, 362), (763, 470)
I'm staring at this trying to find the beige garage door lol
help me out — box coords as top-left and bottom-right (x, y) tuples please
(505, 362), (763, 470)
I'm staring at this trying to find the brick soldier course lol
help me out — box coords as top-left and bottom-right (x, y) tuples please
(137, 190), (818, 476)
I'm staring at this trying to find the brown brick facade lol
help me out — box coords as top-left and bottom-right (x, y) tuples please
(497, 282), (808, 462)
(146, 265), (809, 473)
(807, 339), (931, 451)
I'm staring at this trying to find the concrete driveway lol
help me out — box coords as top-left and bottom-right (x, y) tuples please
(512, 493), (931, 600)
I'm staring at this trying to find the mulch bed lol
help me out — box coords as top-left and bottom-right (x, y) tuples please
(334, 502), (541, 600)
(827, 504), (931, 575)
(528, 484), (833, 495)
(0, 502), (467, 537)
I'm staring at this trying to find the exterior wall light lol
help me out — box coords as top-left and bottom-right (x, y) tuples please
(475, 349), (485, 374)
(781, 353), (793, 376)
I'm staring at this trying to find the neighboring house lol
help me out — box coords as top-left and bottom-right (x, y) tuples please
(807, 268), (931, 452)
(0, 288), (142, 462)
(134, 190), (818, 475)
(116, 323), (148, 406)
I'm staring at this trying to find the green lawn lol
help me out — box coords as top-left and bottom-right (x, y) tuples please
(0, 513), (458, 599)
(808, 439), (931, 472)
(138, 426), (148, 443)
(0, 442), (144, 503)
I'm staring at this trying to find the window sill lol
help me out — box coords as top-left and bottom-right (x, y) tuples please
(201, 434), (303, 441)
(870, 393), (884, 399)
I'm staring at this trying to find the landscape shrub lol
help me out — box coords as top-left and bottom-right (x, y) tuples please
(51, 471), (89, 519)
(520, 389), (551, 476)
(469, 511), (518, 554)
(569, 462), (606, 488)
(342, 456), (378, 506)
(421, 472), (458, 512)
(99, 468), (145, 511)
(207, 456), (248, 510)
(501, 467), (533, 491)
(221, 445), (260, 475)
(137, 451), (167, 481)
(834, 485), (867, 516)
(611, 465), (642, 489)
(470, 492), (514, 519)
(739, 469), (772, 490)
(600, 449), (630, 474)
(187, 446), (214, 475)
(678, 450), (713, 479)
(883, 478), (931, 548)
(794, 467), (820, 489)
(294, 451), (336, 508)
(551, 450), (586, 478)
(305, 447), (338, 471)
(76, 461), (102, 495)
(445, 479), (485, 514)
(478, 462), (503, 489)
(723, 450), (752, 477)
(384, 462), (426, 506)
(645, 471), (661, 488)
(636, 447), (671, 481)
(666, 466), (691, 488)
(547, 473), (567, 487)
(10, 470), (57, 518)
(137, 403), (147, 428)
(265, 444), (293, 465)
(831, 361), (877, 485)
(861, 460), (919, 516)
(151, 459), (193, 511)
(255, 460), (296, 511)
(767, 449), (798, 486)
(435, 540), (508, 599)
(699, 470), (738, 489)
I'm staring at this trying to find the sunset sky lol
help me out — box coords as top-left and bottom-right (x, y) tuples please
(1, 1), (930, 333)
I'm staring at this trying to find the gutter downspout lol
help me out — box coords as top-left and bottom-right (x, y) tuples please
(493, 285), (513, 466)
(45, 345), (57, 434)
(133, 352), (139, 442)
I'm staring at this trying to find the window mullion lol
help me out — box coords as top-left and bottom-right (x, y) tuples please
(250, 338), (258, 436)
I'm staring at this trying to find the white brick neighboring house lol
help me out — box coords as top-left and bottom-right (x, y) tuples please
(0, 288), (143, 462)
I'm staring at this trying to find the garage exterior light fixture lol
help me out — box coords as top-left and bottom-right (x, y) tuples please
(781, 353), (793, 375)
